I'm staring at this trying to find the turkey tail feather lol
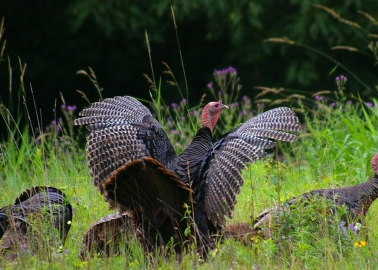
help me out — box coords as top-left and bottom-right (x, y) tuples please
(101, 157), (192, 246)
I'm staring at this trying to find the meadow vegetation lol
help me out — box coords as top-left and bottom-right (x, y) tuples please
(1, 9), (378, 270)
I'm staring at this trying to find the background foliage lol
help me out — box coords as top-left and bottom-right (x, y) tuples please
(0, 0), (378, 140)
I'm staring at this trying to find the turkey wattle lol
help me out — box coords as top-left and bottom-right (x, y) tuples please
(74, 96), (301, 252)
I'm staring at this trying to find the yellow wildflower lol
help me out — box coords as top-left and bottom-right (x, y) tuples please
(354, 240), (366, 247)
(250, 236), (259, 243)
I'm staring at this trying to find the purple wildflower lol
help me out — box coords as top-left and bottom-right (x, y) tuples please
(190, 110), (200, 117)
(171, 102), (177, 108)
(336, 75), (347, 90)
(67, 105), (77, 111)
(207, 82), (213, 89)
(348, 223), (358, 235)
(339, 221), (347, 237)
(365, 102), (373, 107)
(20, 243), (27, 252)
(242, 95), (248, 101)
(180, 98), (187, 104)
(227, 66), (237, 76)
(214, 66), (238, 80)
(230, 102), (238, 108)
(314, 95), (323, 101)
(331, 102), (336, 107)
(257, 103), (265, 110)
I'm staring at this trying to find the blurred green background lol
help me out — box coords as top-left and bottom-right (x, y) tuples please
(0, 0), (377, 139)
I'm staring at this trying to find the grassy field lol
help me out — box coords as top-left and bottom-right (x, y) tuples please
(1, 69), (378, 269)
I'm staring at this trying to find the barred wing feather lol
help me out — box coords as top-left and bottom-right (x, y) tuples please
(204, 107), (301, 226)
(73, 96), (177, 190)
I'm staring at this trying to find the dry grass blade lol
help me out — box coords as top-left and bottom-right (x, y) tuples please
(166, 81), (176, 86)
(0, 18), (4, 40)
(0, 18), (5, 58)
(76, 68), (102, 100)
(143, 74), (156, 91)
(263, 37), (295, 45)
(199, 94), (206, 108)
(76, 90), (91, 105)
(332, 46), (359, 52)
(254, 87), (284, 98)
(358, 10), (378, 25)
(254, 99), (272, 104)
(313, 4), (341, 20)
(270, 99), (291, 106)
(287, 94), (306, 100)
(162, 62), (173, 76)
(314, 4), (361, 29)
(60, 92), (66, 105)
(291, 107), (306, 114)
(145, 30), (156, 88)
(313, 90), (331, 96)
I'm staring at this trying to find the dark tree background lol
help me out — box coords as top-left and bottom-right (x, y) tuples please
(0, 0), (377, 140)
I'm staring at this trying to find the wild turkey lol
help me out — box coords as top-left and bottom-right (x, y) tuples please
(0, 212), (8, 239)
(0, 186), (73, 258)
(74, 95), (301, 255)
(79, 212), (149, 259)
(224, 152), (378, 241)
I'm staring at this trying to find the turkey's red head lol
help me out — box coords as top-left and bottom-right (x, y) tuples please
(202, 100), (229, 132)
(371, 153), (378, 175)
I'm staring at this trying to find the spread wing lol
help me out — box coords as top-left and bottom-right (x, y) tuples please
(203, 107), (301, 226)
(73, 96), (177, 190)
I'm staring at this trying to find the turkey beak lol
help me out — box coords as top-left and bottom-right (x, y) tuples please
(222, 104), (229, 110)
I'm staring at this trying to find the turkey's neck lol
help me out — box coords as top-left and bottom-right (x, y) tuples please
(202, 109), (218, 133)
(174, 128), (213, 187)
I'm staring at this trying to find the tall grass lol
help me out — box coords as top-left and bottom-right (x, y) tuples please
(1, 8), (378, 270)
(2, 65), (378, 269)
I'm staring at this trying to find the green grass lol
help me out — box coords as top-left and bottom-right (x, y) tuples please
(1, 76), (378, 269)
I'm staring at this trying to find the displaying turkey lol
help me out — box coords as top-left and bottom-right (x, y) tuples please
(223, 152), (378, 241)
(74, 95), (301, 255)
(0, 186), (73, 258)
